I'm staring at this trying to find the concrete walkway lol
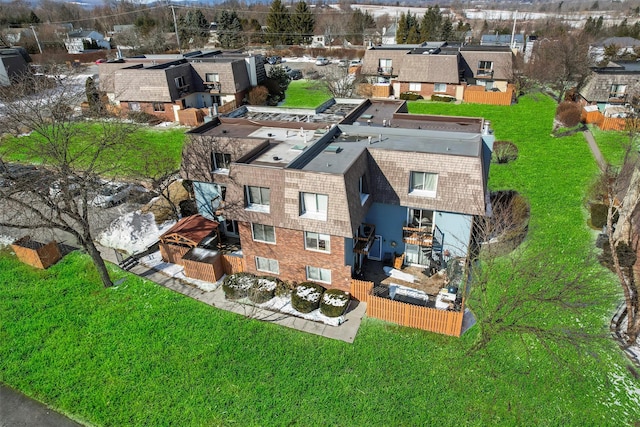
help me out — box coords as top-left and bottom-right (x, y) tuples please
(583, 128), (607, 171)
(98, 244), (365, 343)
(0, 384), (83, 427)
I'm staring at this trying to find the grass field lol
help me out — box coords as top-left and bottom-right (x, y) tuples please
(1, 124), (185, 178)
(589, 125), (634, 167)
(281, 80), (332, 108)
(1, 95), (639, 426)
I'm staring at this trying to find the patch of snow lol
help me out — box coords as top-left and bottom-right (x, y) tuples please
(256, 278), (277, 292)
(0, 235), (16, 247)
(97, 210), (175, 255)
(322, 291), (349, 307)
(295, 284), (322, 302)
(137, 250), (221, 292)
(259, 295), (344, 326)
(383, 266), (415, 283)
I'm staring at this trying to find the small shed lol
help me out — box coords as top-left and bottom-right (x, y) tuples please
(11, 236), (62, 269)
(159, 214), (225, 282)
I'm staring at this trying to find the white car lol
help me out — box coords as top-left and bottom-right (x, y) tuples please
(90, 182), (133, 207)
(315, 57), (330, 66)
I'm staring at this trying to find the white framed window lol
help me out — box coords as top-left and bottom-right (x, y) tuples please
(409, 208), (434, 229)
(300, 192), (328, 220)
(306, 266), (331, 283)
(153, 102), (164, 112)
(129, 102), (140, 111)
(174, 76), (186, 88)
(409, 82), (421, 92)
(434, 83), (447, 93)
(245, 186), (270, 212)
(477, 60), (493, 76)
(359, 174), (369, 205)
(211, 152), (231, 172)
(610, 84), (626, 98)
(205, 73), (219, 83)
(304, 231), (330, 253)
(410, 171), (438, 197)
(251, 223), (275, 243)
(379, 58), (392, 71)
(256, 256), (279, 274)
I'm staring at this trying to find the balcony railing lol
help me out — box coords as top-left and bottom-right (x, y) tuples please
(402, 226), (433, 246)
(377, 66), (393, 75)
(205, 82), (221, 93)
(354, 223), (376, 255)
(608, 92), (627, 102)
(476, 69), (494, 78)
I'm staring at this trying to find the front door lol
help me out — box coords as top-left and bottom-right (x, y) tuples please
(368, 235), (382, 261)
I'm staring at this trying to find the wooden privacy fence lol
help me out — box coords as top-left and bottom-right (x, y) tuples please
(463, 85), (514, 106)
(222, 254), (244, 275)
(350, 279), (464, 336)
(159, 243), (190, 266)
(11, 237), (62, 269)
(182, 256), (224, 283)
(582, 109), (628, 131)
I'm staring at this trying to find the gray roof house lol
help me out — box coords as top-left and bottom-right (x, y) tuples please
(590, 37), (640, 63)
(65, 30), (110, 54)
(0, 47), (31, 86)
(180, 97), (495, 334)
(579, 60), (640, 115)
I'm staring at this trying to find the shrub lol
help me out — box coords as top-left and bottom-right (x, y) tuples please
(430, 94), (455, 102)
(556, 101), (582, 127)
(127, 110), (163, 125)
(320, 289), (350, 317)
(492, 140), (519, 164)
(275, 280), (295, 298)
(222, 273), (256, 300)
(589, 203), (618, 229)
(399, 91), (423, 101)
(291, 282), (324, 313)
(248, 86), (269, 105)
(248, 276), (280, 304)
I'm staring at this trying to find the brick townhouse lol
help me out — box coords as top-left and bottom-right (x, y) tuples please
(181, 98), (494, 292)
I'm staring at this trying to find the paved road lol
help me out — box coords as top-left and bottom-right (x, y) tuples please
(0, 384), (83, 427)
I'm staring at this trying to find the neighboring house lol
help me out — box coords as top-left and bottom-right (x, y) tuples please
(311, 34), (326, 48)
(112, 24), (135, 35)
(381, 23), (397, 46)
(480, 33), (525, 53)
(181, 98), (494, 298)
(99, 50), (266, 123)
(590, 36), (640, 63)
(0, 47), (31, 86)
(65, 29), (110, 54)
(360, 42), (513, 101)
(578, 60), (640, 117)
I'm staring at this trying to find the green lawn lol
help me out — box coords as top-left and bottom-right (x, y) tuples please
(1, 125), (185, 178)
(589, 126), (634, 167)
(1, 95), (639, 426)
(281, 79), (332, 108)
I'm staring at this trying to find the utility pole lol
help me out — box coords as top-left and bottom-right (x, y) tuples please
(30, 25), (43, 54)
(171, 5), (181, 54)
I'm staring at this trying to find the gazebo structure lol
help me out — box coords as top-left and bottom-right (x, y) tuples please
(159, 214), (226, 282)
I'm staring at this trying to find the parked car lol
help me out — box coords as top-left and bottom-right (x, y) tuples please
(315, 57), (329, 66)
(0, 163), (39, 187)
(49, 176), (82, 199)
(349, 59), (362, 67)
(90, 182), (134, 207)
(337, 59), (348, 67)
(266, 56), (282, 65)
(287, 69), (303, 80)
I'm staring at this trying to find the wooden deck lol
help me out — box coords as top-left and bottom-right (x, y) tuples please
(359, 259), (448, 298)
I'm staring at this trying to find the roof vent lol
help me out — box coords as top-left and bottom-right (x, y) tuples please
(324, 145), (342, 153)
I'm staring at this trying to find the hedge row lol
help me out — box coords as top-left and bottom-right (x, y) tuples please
(222, 274), (350, 317)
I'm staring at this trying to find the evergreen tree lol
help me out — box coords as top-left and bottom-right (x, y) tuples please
(440, 17), (453, 41)
(28, 11), (40, 24)
(290, 1), (314, 45)
(218, 10), (243, 49)
(421, 6), (443, 42)
(178, 9), (209, 49)
(266, 0), (291, 46)
(396, 12), (408, 44)
(349, 9), (375, 46)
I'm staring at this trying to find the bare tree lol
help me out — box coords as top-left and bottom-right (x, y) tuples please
(466, 191), (610, 353)
(527, 31), (594, 103)
(320, 66), (361, 99)
(0, 72), (140, 287)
